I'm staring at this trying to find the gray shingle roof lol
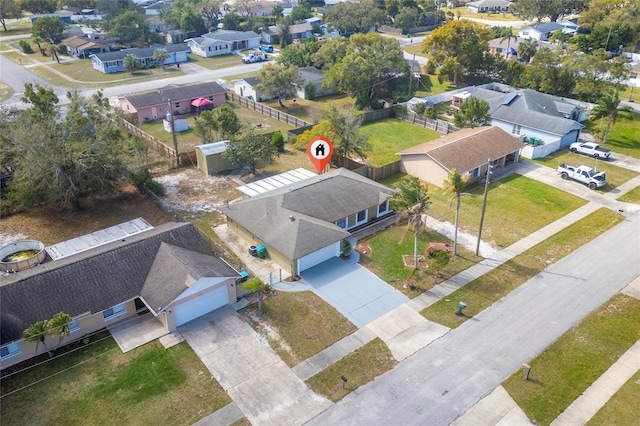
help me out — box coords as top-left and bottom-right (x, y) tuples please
(520, 22), (564, 34)
(121, 81), (226, 109)
(91, 44), (189, 62)
(223, 168), (394, 259)
(0, 223), (238, 344)
(201, 29), (260, 42)
(487, 89), (583, 135)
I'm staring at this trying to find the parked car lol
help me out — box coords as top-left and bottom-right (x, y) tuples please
(557, 163), (607, 189)
(570, 142), (611, 159)
(259, 45), (274, 53)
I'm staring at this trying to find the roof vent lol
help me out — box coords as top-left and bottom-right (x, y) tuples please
(289, 215), (295, 221)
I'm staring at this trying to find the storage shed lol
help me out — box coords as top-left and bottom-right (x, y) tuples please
(195, 141), (235, 174)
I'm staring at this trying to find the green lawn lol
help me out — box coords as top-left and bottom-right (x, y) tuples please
(242, 291), (357, 367)
(413, 74), (458, 97)
(443, 7), (523, 21)
(305, 338), (396, 402)
(587, 370), (640, 426)
(532, 151), (639, 191)
(584, 112), (640, 160)
(262, 93), (356, 122)
(50, 59), (185, 83)
(617, 185), (640, 203)
(358, 119), (441, 166)
(360, 226), (482, 298)
(503, 294), (640, 426)
(426, 173), (587, 248)
(404, 41), (428, 57)
(188, 54), (244, 69)
(0, 334), (230, 425)
(421, 208), (624, 329)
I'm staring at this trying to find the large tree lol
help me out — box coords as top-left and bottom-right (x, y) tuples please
(0, 0), (22, 32)
(589, 91), (633, 145)
(31, 15), (67, 43)
(6, 87), (125, 211)
(257, 64), (303, 104)
(194, 104), (241, 142)
(320, 33), (410, 109)
(525, 46), (575, 96)
(454, 96), (490, 128)
(563, 48), (629, 102)
(511, 0), (585, 22)
(517, 37), (538, 63)
(395, 6), (423, 34)
(422, 20), (492, 84)
(199, 0), (224, 30)
(277, 39), (320, 67)
(578, 0), (640, 38)
(17, 0), (56, 14)
(392, 176), (431, 270)
(325, 1), (385, 35)
(222, 128), (277, 174)
(160, 0), (206, 37)
(103, 10), (151, 46)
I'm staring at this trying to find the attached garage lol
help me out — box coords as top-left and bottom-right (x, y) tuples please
(173, 286), (229, 326)
(297, 242), (340, 272)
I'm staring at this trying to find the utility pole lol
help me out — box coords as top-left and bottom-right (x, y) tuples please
(476, 158), (491, 256)
(408, 54), (416, 97)
(167, 98), (179, 167)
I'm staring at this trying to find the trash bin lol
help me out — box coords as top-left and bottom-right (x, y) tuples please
(256, 245), (266, 259)
(237, 270), (249, 283)
(249, 245), (257, 256)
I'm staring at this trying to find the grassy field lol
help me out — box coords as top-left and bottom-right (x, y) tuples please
(587, 370), (640, 426)
(421, 208), (624, 328)
(241, 291), (357, 367)
(358, 119), (442, 166)
(532, 150), (639, 191)
(617, 185), (640, 203)
(503, 294), (640, 426)
(413, 74), (458, 97)
(0, 81), (13, 102)
(262, 93), (356, 122)
(138, 103), (295, 153)
(305, 338), (396, 402)
(404, 41), (428, 57)
(360, 226), (482, 298)
(443, 7), (523, 21)
(426, 173), (587, 248)
(188, 53), (244, 69)
(0, 335), (231, 426)
(584, 112), (640, 159)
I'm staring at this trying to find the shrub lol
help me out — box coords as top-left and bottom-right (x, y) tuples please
(271, 131), (285, 152)
(131, 170), (164, 196)
(18, 40), (33, 54)
(413, 102), (427, 115)
(305, 82), (316, 99)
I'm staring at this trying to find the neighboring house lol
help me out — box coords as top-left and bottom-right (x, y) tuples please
(398, 126), (524, 187)
(627, 62), (640, 90)
(487, 37), (533, 56)
(469, 87), (585, 158)
(518, 22), (564, 41)
(186, 30), (260, 57)
(90, 44), (189, 74)
(0, 221), (240, 370)
(29, 12), (73, 24)
(247, 1), (279, 16)
(467, 0), (511, 13)
(195, 141), (236, 174)
(118, 81), (227, 122)
(261, 23), (313, 43)
(223, 168), (394, 276)
(233, 77), (272, 101)
(294, 66), (336, 99)
(61, 35), (110, 58)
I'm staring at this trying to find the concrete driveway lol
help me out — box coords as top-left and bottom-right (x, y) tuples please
(180, 306), (331, 426)
(297, 254), (409, 328)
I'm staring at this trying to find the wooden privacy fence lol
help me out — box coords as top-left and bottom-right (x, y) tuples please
(395, 112), (457, 135)
(227, 93), (312, 128)
(340, 158), (402, 182)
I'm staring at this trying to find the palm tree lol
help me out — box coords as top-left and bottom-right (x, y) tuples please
(124, 54), (140, 74)
(33, 36), (45, 55)
(23, 320), (50, 354)
(244, 278), (273, 315)
(392, 176), (431, 269)
(518, 38), (538, 63)
(47, 312), (73, 349)
(48, 43), (61, 63)
(152, 48), (170, 69)
(589, 91), (633, 145)
(500, 32), (518, 58)
(444, 169), (469, 256)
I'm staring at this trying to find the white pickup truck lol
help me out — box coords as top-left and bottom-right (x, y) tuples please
(557, 163), (607, 189)
(242, 50), (266, 64)
(570, 142), (611, 159)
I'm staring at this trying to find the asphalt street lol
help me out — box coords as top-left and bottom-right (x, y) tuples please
(308, 211), (640, 425)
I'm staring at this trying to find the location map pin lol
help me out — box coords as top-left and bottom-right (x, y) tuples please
(307, 136), (334, 173)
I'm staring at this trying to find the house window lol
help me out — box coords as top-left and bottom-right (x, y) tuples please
(512, 124), (521, 135)
(336, 218), (347, 229)
(473, 167), (481, 177)
(0, 342), (21, 360)
(378, 200), (389, 216)
(356, 209), (367, 225)
(103, 303), (126, 321)
(174, 102), (180, 108)
(68, 318), (79, 332)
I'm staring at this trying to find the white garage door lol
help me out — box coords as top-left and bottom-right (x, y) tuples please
(297, 243), (339, 272)
(174, 286), (229, 326)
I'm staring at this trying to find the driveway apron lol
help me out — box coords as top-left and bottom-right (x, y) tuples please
(180, 306), (331, 425)
(300, 256), (409, 328)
